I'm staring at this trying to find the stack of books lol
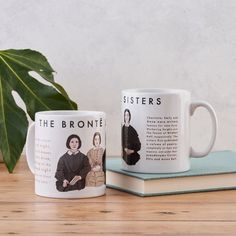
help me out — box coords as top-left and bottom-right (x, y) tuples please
(106, 150), (236, 196)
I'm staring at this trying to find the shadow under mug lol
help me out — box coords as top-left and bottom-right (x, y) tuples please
(121, 88), (218, 173)
(26, 110), (106, 198)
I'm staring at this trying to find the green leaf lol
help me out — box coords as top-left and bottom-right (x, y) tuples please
(0, 49), (77, 172)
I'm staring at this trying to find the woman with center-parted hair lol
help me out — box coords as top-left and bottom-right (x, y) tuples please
(86, 132), (105, 187)
(122, 109), (141, 165)
(55, 134), (91, 192)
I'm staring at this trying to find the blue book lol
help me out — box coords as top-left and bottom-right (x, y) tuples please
(106, 151), (236, 196)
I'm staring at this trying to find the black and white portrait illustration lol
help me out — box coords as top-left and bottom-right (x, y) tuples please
(122, 109), (141, 165)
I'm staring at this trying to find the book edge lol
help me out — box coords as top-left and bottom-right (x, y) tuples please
(106, 184), (236, 197)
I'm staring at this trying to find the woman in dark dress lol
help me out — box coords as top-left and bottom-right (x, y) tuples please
(55, 134), (91, 192)
(122, 109), (141, 165)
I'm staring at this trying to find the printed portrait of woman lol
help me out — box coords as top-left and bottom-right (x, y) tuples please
(86, 132), (105, 187)
(122, 109), (141, 165)
(55, 134), (91, 192)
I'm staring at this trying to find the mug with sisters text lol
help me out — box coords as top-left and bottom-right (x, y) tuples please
(26, 110), (106, 198)
(121, 89), (218, 173)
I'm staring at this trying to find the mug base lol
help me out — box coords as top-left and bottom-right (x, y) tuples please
(35, 185), (106, 199)
(121, 167), (191, 174)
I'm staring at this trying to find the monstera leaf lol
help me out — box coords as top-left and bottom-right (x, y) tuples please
(0, 49), (77, 172)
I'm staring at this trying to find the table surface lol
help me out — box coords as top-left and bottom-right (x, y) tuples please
(0, 157), (236, 236)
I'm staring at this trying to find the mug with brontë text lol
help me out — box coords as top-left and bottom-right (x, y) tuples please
(121, 89), (218, 173)
(26, 111), (106, 198)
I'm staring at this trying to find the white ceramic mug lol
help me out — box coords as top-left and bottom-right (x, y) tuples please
(26, 110), (106, 198)
(121, 88), (218, 173)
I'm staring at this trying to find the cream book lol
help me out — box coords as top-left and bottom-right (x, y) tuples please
(106, 151), (236, 196)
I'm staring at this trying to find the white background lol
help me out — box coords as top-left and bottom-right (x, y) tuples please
(0, 0), (235, 156)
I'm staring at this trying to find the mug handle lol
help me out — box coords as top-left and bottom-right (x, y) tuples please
(25, 122), (35, 174)
(190, 101), (218, 157)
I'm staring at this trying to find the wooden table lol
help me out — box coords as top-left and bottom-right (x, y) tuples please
(0, 158), (236, 235)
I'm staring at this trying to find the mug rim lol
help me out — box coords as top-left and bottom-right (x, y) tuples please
(35, 110), (106, 117)
(122, 88), (190, 95)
